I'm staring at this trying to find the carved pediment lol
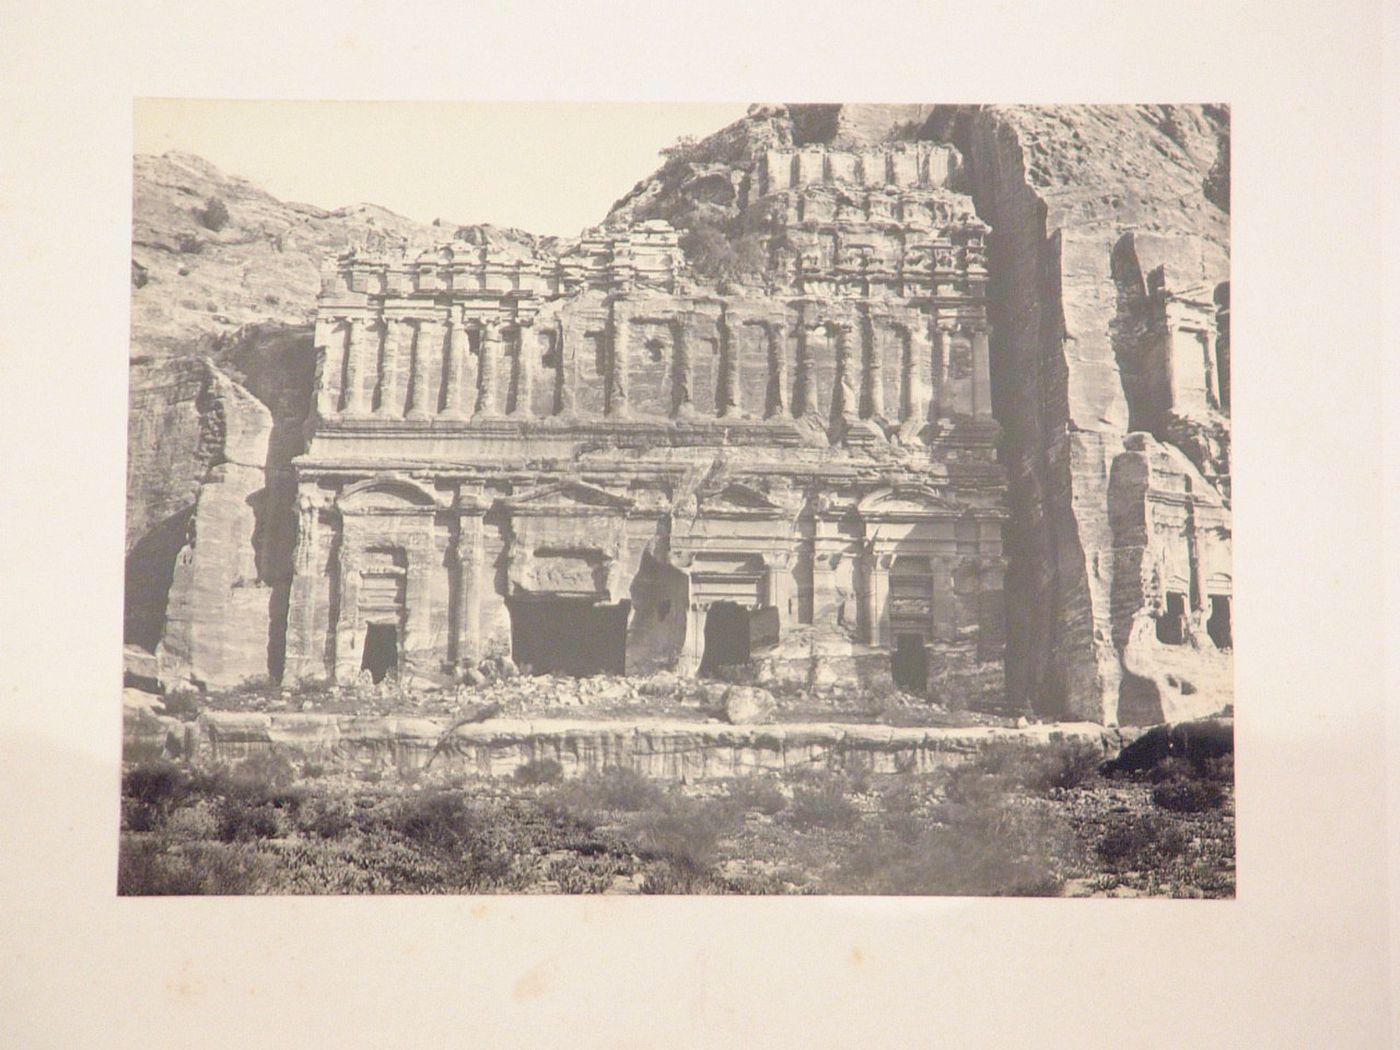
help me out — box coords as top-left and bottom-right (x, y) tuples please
(698, 481), (787, 517)
(857, 485), (962, 520)
(502, 479), (635, 516)
(337, 474), (441, 514)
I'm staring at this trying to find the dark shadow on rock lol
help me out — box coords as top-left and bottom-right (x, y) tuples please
(124, 506), (193, 650)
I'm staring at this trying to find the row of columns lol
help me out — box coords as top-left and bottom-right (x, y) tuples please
(322, 314), (518, 421)
(316, 309), (992, 425)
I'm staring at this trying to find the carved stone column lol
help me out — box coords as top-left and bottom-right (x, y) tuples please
(862, 309), (883, 420)
(971, 322), (992, 418)
(375, 318), (410, 417)
(333, 529), (361, 681)
(671, 318), (694, 418)
(608, 306), (630, 418)
(680, 601), (707, 677)
(1201, 328), (1220, 410)
(811, 514), (843, 628)
(477, 320), (502, 417)
(906, 321), (931, 427)
(828, 321), (858, 423)
(402, 533), (434, 677)
(342, 317), (376, 417)
(765, 323), (790, 419)
(439, 312), (470, 421)
(284, 494), (321, 680)
(763, 553), (794, 628)
(510, 321), (533, 417)
(719, 317), (742, 419)
(406, 318), (436, 420)
(931, 318), (952, 420)
(315, 319), (348, 419)
(863, 550), (890, 647)
(454, 513), (484, 665)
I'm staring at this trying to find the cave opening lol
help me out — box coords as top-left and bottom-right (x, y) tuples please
(1206, 594), (1232, 649)
(1156, 591), (1188, 645)
(508, 597), (629, 677)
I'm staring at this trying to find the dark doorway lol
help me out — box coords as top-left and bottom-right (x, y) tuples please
(892, 633), (928, 694)
(1206, 594), (1232, 649)
(509, 597), (628, 677)
(1156, 591), (1187, 645)
(361, 623), (399, 683)
(700, 602), (750, 677)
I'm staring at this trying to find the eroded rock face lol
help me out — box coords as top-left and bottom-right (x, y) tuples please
(154, 370), (272, 690)
(125, 154), (538, 690)
(920, 104), (1232, 724)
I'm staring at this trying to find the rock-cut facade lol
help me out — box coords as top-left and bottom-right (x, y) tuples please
(283, 142), (1009, 706)
(129, 104), (1234, 726)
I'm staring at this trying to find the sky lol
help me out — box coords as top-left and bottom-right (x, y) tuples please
(135, 100), (751, 238)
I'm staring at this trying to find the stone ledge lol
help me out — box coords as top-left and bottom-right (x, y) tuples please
(173, 712), (1116, 780)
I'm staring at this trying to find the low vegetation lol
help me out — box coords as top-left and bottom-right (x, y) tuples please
(119, 738), (1234, 897)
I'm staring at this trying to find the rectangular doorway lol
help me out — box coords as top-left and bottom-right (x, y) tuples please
(361, 622), (399, 683)
(892, 633), (927, 694)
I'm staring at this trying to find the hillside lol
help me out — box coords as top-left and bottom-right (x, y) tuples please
(129, 151), (538, 362)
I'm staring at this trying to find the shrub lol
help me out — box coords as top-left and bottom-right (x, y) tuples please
(1034, 740), (1104, 791)
(160, 689), (202, 718)
(393, 791), (478, 852)
(680, 225), (767, 282)
(1096, 813), (1190, 871)
(879, 785), (927, 844)
(296, 796), (357, 839)
(229, 750), (297, 794)
(631, 796), (738, 874)
(514, 758), (565, 787)
(659, 134), (700, 164)
(836, 802), (1072, 896)
(216, 799), (283, 842)
(639, 860), (724, 895)
(176, 232), (205, 254)
(289, 676), (332, 698)
(124, 760), (189, 810)
(223, 674), (275, 698)
(788, 776), (860, 831)
(945, 739), (1102, 805)
(727, 776), (787, 816)
(386, 791), (515, 888)
(197, 196), (229, 231)
(1152, 776), (1226, 814)
(1202, 752), (1234, 784)
(559, 767), (665, 813)
(119, 839), (271, 895)
(122, 760), (191, 830)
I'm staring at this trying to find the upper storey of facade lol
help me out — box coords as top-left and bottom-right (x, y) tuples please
(304, 142), (996, 467)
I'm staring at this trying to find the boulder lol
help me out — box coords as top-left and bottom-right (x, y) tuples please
(722, 685), (777, 725)
(1105, 716), (1234, 774)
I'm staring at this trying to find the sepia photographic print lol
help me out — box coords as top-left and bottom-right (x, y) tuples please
(121, 101), (1235, 897)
